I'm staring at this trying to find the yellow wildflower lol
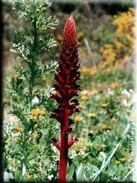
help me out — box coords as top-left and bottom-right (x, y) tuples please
(87, 113), (96, 117)
(112, 117), (116, 121)
(77, 32), (84, 39)
(40, 27), (46, 32)
(113, 15), (117, 18)
(42, 76), (46, 81)
(93, 89), (98, 94)
(77, 41), (81, 46)
(111, 83), (115, 88)
(14, 74), (18, 79)
(74, 116), (83, 122)
(99, 33), (102, 37)
(90, 70), (97, 75)
(81, 67), (90, 73)
(33, 134), (39, 138)
(131, 114), (135, 119)
(38, 110), (45, 115)
(129, 8), (135, 12)
(79, 104), (86, 109)
(101, 103), (107, 107)
(3, 113), (7, 117)
(81, 90), (88, 95)
(115, 160), (120, 165)
(127, 34), (134, 43)
(98, 83), (102, 87)
(31, 115), (37, 120)
(56, 34), (62, 41)
(108, 126), (112, 130)
(102, 124), (107, 129)
(32, 109), (45, 115)
(116, 41), (124, 49)
(20, 142), (23, 145)
(87, 91), (91, 96)
(34, 122), (40, 127)
(12, 127), (23, 131)
(81, 96), (88, 100)
(32, 109), (39, 115)
(27, 174), (32, 179)
(14, 116), (18, 121)
(15, 137), (20, 141)
(100, 47), (103, 53)
(121, 158), (126, 162)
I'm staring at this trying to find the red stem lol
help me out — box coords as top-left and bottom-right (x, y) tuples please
(59, 109), (68, 182)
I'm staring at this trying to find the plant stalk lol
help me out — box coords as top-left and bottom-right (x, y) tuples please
(59, 109), (69, 182)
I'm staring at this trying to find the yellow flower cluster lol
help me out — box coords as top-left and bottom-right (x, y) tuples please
(101, 103), (107, 107)
(79, 104), (86, 109)
(87, 113), (96, 117)
(15, 137), (20, 141)
(81, 96), (88, 100)
(77, 32), (84, 39)
(27, 174), (32, 179)
(116, 41), (125, 49)
(90, 66), (97, 75)
(12, 127), (23, 131)
(56, 34), (62, 41)
(93, 89), (98, 94)
(33, 133), (39, 138)
(32, 109), (45, 115)
(80, 66), (97, 75)
(100, 44), (116, 65)
(72, 138), (92, 157)
(81, 90), (91, 96)
(111, 82), (119, 88)
(115, 160), (120, 165)
(98, 8), (135, 71)
(113, 8), (135, 54)
(131, 114), (135, 119)
(101, 124), (112, 130)
(81, 66), (90, 73)
(113, 8), (135, 37)
(115, 157), (126, 165)
(14, 74), (18, 79)
(74, 116), (83, 122)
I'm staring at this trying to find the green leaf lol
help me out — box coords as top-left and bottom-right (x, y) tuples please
(15, 170), (22, 182)
(76, 164), (84, 182)
(100, 171), (112, 181)
(67, 164), (75, 182)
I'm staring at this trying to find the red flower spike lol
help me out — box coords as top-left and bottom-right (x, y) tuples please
(50, 15), (81, 183)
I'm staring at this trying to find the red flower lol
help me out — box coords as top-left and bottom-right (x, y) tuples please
(50, 15), (80, 183)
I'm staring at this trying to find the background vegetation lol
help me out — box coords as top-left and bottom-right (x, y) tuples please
(3, 1), (135, 182)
